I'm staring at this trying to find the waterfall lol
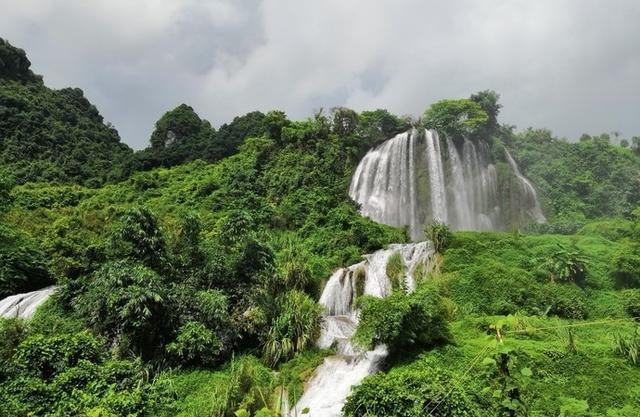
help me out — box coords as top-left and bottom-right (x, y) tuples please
(349, 128), (545, 239)
(504, 149), (547, 224)
(0, 286), (57, 319)
(349, 131), (420, 238)
(425, 130), (448, 223)
(291, 242), (434, 417)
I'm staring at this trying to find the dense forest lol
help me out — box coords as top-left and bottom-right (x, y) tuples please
(2, 38), (640, 417)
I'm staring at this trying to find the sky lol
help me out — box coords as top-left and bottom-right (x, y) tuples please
(1, 0), (638, 150)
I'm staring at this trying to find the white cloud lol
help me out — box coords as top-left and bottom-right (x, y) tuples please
(0, 0), (638, 148)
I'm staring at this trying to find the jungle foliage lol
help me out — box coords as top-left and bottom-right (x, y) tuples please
(1, 39), (640, 417)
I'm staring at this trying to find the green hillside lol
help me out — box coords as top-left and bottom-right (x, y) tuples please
(1, 41), (640, 417)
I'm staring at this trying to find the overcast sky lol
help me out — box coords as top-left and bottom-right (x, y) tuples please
(1, 0), (638, 149)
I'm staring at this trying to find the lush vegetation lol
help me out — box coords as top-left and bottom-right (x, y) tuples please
(1, 40), (640, 416)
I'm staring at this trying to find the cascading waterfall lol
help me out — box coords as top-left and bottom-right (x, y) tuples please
(349, 128), (545, 239)
(425, 130), (448, 223)
(291, 242), (434, 417)
(0, 286), (57, 319)
(504, 149), (547, 224)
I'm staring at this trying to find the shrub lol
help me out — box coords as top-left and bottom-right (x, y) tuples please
(12, 331), (104, 380)
(343, 365), (480, 417)
(386, 251), (404, 291)
(543, 284), (588, 320)
(262, 290), (322, 366)
(425, 222), (452, 254)
(166, 321), (223, 366)
(613, 246), (640, 288)
(622, 290), (640, 318)
(75, 260), (169, 359)
(546, 246), (588, 285)
(353, 283), (451, 353)
(613, 328), (640, 366)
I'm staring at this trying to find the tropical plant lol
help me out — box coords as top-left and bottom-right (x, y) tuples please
(546, 246), (588, 284)
(423, 98), (488, 138)
(613, 328), (640, 366)
(354, 283), (451, 353)
(425, 222), (452, 254)
(74, 260), (168, 359)
(385, 251), (405, 291)
(262, 290), (322, 366)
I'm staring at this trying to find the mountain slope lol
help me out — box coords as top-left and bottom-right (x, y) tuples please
(0, 38), (133, 186)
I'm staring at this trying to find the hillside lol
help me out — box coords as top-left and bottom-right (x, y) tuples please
(1, 42), (640, 417)
(0, 38), (133, 186)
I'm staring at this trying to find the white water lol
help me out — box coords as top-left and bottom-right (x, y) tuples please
(0, 286), (57, 319)
(350, 128), (545, 239)
(291, 242), (433, 417)
(504, 149), (547, 224)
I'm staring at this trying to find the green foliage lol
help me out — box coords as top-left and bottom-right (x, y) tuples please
(423, 98), (488, 139)
(353, 283), (451, 354)
(425, 221), (452, 254)
(114, 207), (168, 270)
(75, 260), (168, 359)
(343, 365), (480, 417)
(621, 289), (640, 318)
(613, 245), (640, 288)
(470, 90), (502, 134)
(0, 224), (51, 298)
(138, 104), (215, 169)
(503, 127), (640, 220)
(262, 290), (322, 366)
(0, 38), (133, 185)
(0, 38), (39, 82)
(164, 355), (273, 416)
(546, 246), (588, 284)
(0, 328), (171, 416)
(481, 347), (532, 416)
(166, 321), (223, 366)
(385, 251), (405, 291)
(612, 327), (640, 366)
(12, 331), (103, 380)
(207, 111), (267, 161)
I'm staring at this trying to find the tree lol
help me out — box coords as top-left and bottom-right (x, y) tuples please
(0, 167), (14, 215)
(423, 99), (488, 139)
(206, 111), (267, 160)
(632, 136), (640, 155)
(75, 260), (168, 359)
(0, 38), (40, 82)
(356, 109), (411, 145)
(114, 208), (167, 271)
(470, 90), (502, 134)
(331, 107), (359, 136)
(262, 290), (322, 366)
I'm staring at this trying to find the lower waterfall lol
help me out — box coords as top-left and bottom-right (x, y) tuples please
(291, 242), (434, 417)
(349, 128), (546, 240)
(0, 286), (57, 319)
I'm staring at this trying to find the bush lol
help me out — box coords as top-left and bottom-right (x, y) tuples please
(613, 246), (640, 288)
(262, 290), (322, 366)
(386, 251), (405, 291)
(425, 222), (452, 254)
(75, 260), (169, 359)
(166, 321), (223, 366)
(543, 284), (588, 320)
(12, 331), (104, 381)
(546, 246), (588, 285)
(622, 290), (640, 319)
(343, 365), (480, 417)
(353, 283), (451, 353)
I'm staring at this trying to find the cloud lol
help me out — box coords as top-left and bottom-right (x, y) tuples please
(0, 0), (638, 149)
